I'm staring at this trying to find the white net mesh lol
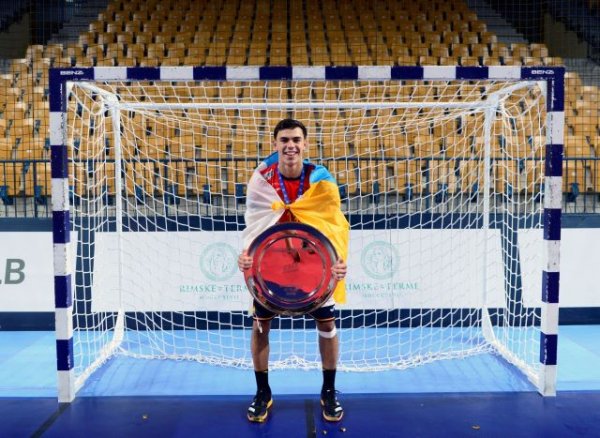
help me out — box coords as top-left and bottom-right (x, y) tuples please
(65, 78), (547, 391)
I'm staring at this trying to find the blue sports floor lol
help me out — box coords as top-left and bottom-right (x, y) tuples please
(1, 326), (600, 437)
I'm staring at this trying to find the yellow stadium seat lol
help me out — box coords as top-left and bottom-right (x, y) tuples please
(563, 160), (587, 193)
(430, 44), (449, 58)
(124, 162), (155, 197)
(203, 162), (223, 194)
(194, 30), (212, 44)
(154, 161), (185, 197)
(116, 57), (136, 67)
(65, 44), (84, 59)
(86, 45), (104, 62)
(461, 32), (479, 45)
(525, 159), (545, 194)
(97, 32), (114, 46)
(78, 31), (95, 46)
(44, 44), (64, 61)
(381, 133), (410, 158)
(140, 58), (159, 67)
(186, 163), (206, 196)
(98, 161), (117, 197)
(186, 43), (208, 62)
(442, 31), (461, 45)
(147, 43), (165, 58)
(522, 56), (544, 66)
(395, 160), (424, 195)
(470, 45), (489, 58)
(433, 20), (452, 33)
(356, 159), (374, 194)
(502, 56), (523, 66)
(11, 118), (34, 138)
(481, 55), (501, 66)
(530, 43), (549, 58)
(67, 162), (86, 198)
(105, 42), (125, 59)
(115, 32), (133, 44)
(138, 136), (167, 159)
(0, 163), (24, 198)
(458, 160), (483, 194)
(444, 136), (469, 158)
(166, 43), (186, 59)
(25, 44), (44, 61)
(342, 161), (360, 195)
(592, 161), (600, 193)
(429, 159), (457, 196)
(143, 21), (160, 34)
(495, 159), (524, 195)
(353, 133), (380, 156)
(417, 55), (437, 66)
(471, 21), (488, 33)
(460, 56), (479, 66)
(411, 46), (430, 57)
(6, 102), (28, 122)
(14, 144), (45, 161)
(565, 136), (591, 157)
(453, 21), (470, 33)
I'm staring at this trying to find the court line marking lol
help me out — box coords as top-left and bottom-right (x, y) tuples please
(31, 402), (70, 438)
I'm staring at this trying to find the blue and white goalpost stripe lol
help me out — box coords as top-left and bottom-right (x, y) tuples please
(49, 69), (75, 403)
(49, 65), (563, 400)
(49, 65), (562, 82)
(537, 68), (564, 397)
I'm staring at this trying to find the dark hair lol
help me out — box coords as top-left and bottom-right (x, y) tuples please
(273, 119), (307, 139)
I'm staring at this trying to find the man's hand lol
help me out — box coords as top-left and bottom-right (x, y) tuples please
(238, 250), (253, 271)
(331, 258), (347, 280)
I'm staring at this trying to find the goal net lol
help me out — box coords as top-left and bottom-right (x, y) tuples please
(54, 67), (561, 400)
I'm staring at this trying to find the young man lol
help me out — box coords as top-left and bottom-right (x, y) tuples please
(238, 119), (348, 423)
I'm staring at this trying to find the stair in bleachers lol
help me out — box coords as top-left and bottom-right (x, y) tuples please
(564, 57), (600, 86)
(0, 0), (27, 32)
(47, 0), (110, 45)
(465, 0), (528, 45)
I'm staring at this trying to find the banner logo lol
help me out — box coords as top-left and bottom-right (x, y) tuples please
(361, 241), (398, 280)
(199, 243), (237, 281)
(0, 259), (26, 285)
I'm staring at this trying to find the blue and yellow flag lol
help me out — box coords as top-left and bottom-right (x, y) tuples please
(242, 153), (350, 303)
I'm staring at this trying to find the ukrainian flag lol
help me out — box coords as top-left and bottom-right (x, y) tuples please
(242, 153), (350, 303)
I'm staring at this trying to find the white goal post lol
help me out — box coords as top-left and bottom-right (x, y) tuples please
(50, 66), (564, 402)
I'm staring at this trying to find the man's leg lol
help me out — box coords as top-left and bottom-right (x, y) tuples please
(252, 318), (271, 371)
(317, 319), (338, 370)
(316, 318), (344, 422)
(248, 313), (274, 423)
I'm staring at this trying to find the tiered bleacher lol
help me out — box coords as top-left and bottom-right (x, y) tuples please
(0, 0), (597, 214)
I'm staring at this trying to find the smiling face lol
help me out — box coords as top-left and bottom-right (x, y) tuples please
(273, 126), (308, 178)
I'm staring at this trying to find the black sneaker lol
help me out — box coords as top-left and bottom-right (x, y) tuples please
(321, 389), (344, 422)
(247, 390), (273, 423)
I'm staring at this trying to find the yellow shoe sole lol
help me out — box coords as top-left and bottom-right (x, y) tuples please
(247, 398), (273, 423)
(321, 399), (344, 422)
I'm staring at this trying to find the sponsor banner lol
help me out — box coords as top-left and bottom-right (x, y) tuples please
(520, 229), (600, 307)
(343, 229), (507, 309)
(92, 232), (249, 312)
(1, 229), (597, 312)
(0, 232), (75, 311)
(92, 229), (507, 311)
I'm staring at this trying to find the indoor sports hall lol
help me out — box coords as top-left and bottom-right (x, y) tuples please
(1, 0), (600, 436)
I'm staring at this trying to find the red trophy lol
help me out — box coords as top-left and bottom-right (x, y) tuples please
(244, 222), (338, 316)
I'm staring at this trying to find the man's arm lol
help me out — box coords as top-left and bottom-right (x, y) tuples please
(238, 250), (253, 271)
(331, 258), (347, 280)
